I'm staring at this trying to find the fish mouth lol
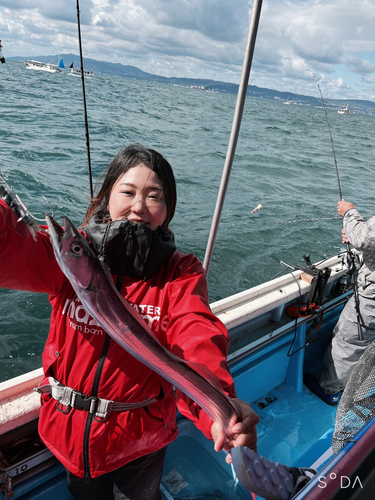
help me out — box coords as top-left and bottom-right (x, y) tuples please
(46, 214), (65, 251)
(45, 215), (79, 251)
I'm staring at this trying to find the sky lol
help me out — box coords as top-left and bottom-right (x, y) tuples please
(1, 0), (375, 101)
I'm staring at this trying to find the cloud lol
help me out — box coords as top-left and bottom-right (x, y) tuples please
(345, 55), (375, 75)
(1, 0), (375, 100)
(135, 0), (249, 43)
(0, 0), (94, 24)
(362, 75), (375, 84)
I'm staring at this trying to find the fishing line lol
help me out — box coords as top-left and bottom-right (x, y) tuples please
(76, 0), (93, 199)
(281, 217), (341, 225)
(306, 69), (343, 200)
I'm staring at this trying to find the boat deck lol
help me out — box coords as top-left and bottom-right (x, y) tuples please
(254, 381), (337, 469)
(161, 294), (347, 499)
(162, 383), (338, 500)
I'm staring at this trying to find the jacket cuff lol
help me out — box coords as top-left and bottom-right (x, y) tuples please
(343, 208), (356, 218)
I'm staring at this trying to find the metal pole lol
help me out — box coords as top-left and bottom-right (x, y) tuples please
(203, 0), (263, 273)
(76, 0), (94, 199)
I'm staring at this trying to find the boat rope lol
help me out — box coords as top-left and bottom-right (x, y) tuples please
(76, 0), (94, 199)
(203, 0), (263, 274)
(306, 69), (343, 201)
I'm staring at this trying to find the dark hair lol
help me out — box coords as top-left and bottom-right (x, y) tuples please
(82, 144), (177, 228)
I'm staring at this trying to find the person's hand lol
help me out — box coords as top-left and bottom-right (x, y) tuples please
(341, 229), (350, 245)
(211, 398), (259, 464)
(337, 200), (355, 217)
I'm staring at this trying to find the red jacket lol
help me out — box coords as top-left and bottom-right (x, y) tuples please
(0, 200), (236, 478)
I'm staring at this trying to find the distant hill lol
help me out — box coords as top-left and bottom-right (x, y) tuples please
(8, 53), (375, 115)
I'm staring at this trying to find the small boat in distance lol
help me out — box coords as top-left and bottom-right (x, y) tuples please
(338, 105), (355, 115)
(25, 60), (62, 73)
(69, 62), (94, 76)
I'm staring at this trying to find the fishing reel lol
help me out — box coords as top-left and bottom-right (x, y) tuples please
(286, 254), (331, 318)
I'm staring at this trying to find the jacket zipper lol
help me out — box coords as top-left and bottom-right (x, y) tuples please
(83, 333), (111, 478)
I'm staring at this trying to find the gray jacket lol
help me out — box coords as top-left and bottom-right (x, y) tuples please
(344, 208), (375, 298)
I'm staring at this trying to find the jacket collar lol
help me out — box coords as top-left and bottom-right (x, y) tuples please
(85, 217), (176, 281)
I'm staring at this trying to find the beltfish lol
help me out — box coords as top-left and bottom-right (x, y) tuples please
(46, 215), (242, 438)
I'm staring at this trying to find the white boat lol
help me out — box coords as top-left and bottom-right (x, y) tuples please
(70, 68), (94, 76)
(69, 62), (93, 76)
(338, 105), (355, 115)
(25, 60), (62, 73)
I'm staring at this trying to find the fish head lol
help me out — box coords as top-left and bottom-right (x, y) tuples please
(46, 215), (98, 290)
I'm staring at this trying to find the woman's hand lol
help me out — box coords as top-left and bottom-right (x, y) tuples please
(211, 398), (259, 464)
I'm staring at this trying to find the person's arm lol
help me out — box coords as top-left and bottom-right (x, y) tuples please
(165, 254), (258, 451)
(340, 205), (375, 251)
(0, 200), (65, 294)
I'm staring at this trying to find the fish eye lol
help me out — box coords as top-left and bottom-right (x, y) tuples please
(70, 242), (82, 254)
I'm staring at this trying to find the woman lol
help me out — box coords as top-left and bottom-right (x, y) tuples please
(0, 144), (259, 500)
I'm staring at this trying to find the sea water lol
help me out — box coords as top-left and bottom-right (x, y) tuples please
(1, 60), (375, 382)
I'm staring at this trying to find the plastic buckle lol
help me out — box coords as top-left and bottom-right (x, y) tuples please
(72, 392), (98, 413)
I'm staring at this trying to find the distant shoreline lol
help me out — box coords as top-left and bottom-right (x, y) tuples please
(6, 56), (375, 115)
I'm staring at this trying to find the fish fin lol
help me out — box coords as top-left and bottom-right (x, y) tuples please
(100, 260), (114, 283)
(183, 359), (227, 395)
(183, 359), (243, 422)
(229, 398), (243, 422)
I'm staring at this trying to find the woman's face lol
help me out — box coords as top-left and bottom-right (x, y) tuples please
(107, 164), (167, 231)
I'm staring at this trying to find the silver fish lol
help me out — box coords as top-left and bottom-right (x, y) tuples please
(0, 172), (43, 241)
(46, 215), (242, 438)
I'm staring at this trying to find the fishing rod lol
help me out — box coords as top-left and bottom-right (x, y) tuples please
(282, 73), (346, 225)
(76, 0), (94, 199)
(306, 69), (343, 200)
(308, 70), (364, 341)
(203, 0), (263, 274)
